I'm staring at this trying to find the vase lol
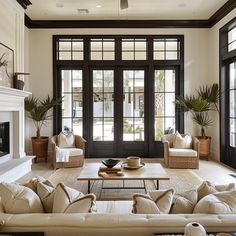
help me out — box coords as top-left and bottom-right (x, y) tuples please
(184, 222), (206, 236)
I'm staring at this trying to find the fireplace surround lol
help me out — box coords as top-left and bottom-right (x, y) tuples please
(0, 86), (34, 181)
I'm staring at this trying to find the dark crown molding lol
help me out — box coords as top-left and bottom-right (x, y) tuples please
(24, 0), (236, 29)
(16, 0), (32, 10)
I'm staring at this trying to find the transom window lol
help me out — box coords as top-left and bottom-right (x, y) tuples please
(58, 39), (84, 60)
(228, 27), (236, 52)
(90, 39), (115, 60)
(122, 39), (147, 60)
(153, 39), (180, 60)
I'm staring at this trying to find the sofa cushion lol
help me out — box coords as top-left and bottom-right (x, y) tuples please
(169, 148), (197, 157)
(60, 148), (83, 157)
(52, 183), (96, 213)
(58, 132), (75, 148)
(37, 182), (56, 213)
(132, 189), (174, 214)
(197, 181), (235, 201)
(0, 182), (44, 214)
(173, 131), (192, 149)
(170, 189), (198, 214)
(194, 190), (236, 214)
(24, 176), (55, 193)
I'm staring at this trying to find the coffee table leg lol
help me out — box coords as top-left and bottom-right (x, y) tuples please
(156, 180), (159, 190)
(88, 180), (91, 193)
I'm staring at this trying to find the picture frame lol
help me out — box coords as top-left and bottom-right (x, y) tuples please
(0, 42), (14, 88)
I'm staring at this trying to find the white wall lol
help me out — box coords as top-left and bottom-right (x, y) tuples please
(25, 9), (236, 158)
(0, 0), (25, 73)
(207, 9), (236, 161)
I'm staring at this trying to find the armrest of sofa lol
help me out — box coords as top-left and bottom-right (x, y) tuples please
(75, 135), (87, 151)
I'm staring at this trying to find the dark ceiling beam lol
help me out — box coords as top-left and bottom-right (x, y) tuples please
(208, 0), (236, 27)
(24, 0), (236, 29)
(16, 0), (32, 10)
(25, 19), (210, 29)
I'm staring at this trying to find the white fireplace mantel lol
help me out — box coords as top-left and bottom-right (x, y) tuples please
(0, 86), (31, 158)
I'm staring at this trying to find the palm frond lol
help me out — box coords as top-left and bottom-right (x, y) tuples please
(192, 112), (213, 128)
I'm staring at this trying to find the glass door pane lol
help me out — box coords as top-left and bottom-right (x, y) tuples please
(154, 70), (176, 140)
(230, 62), (236, 147)
(123, 70), (145, 141)
(93, 70), (114, 141)
(61, 70), (83, 135)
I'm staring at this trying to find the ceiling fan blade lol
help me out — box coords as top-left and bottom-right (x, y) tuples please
(120, 0), (128, 9)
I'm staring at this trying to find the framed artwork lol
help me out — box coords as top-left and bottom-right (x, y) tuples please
(0, 42), (14, 88)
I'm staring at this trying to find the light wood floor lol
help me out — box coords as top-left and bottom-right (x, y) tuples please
(17, 158), (236, 186)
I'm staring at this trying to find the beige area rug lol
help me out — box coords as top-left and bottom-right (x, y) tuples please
(48, 164), (203, 200)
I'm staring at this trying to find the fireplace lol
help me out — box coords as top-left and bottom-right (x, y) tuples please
(0, 122), (10, 157)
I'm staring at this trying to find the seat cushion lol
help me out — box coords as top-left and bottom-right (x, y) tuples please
(60, 148), (83, 157)
(169, 148), (197, 157)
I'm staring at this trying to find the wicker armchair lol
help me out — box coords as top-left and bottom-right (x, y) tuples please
(51, 135), (86, 169)
(161, 134), (200, 169)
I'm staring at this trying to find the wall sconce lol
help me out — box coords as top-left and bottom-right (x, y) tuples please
(13, 72), (30, 90)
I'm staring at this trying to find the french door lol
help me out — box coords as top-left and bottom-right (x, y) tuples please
(223, 60), (236, 168)
(89, 68), (148, 157)
(58, 66), (181, 158)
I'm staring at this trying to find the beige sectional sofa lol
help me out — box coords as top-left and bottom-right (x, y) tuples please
(0, 200), (236, 236)
(1, 179), (236, 235)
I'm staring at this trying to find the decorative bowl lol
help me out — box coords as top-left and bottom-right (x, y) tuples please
(102, 159), (120, 168)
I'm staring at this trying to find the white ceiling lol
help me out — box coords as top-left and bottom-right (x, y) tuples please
(26, 0), (228, 21)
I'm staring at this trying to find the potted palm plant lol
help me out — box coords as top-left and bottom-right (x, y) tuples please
(25, 95), (62, 162)
(176, 83), (219, 158)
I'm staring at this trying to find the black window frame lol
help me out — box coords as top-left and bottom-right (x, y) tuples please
(53, 35), (184, 158)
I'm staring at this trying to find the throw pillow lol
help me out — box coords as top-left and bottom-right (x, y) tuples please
(58, 132), (75, 148)
(132, 189), (175, 214)
(197, 181), (235, 201)
(0, 182), (44, 214)
(173, 131), (192, 149)
(24, 176), (55, 193)
(170, 189), (198, 214)
(193, 190), (236, 214)
(52, 183), (96, 213)
(37, 182), (56, 213)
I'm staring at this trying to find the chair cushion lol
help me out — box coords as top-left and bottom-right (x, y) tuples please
(132, 189), (175, 214)
(58, 132), (75, 148)
(60, 148), (83, 157)
(169, 148), (197, 157)
(0, 182), (44, 214)
(193, 190), (236, 214)
(52, 183), (96, 213)
(173, 131), (192, 149)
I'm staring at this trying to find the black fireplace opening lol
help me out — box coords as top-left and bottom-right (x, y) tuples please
(0, 122), (10, 157)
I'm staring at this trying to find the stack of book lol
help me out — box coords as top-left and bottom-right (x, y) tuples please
(98, 165), (122, 174)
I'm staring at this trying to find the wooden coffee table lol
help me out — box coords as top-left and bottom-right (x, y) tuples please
(77, 163), (170, 194)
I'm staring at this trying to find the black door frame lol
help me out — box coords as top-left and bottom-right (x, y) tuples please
(53, 35), (184, 158)
(220, 17), (236, 168)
